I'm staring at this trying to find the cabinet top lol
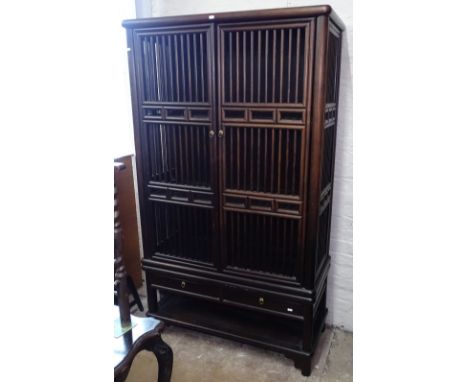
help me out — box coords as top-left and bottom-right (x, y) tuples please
(122, 5), (345, 31)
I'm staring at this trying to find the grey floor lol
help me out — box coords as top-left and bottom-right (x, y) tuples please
(126, 283), (352, 382)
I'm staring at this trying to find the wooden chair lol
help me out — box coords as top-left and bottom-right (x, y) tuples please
(113, 160), (144, 312)
(114, 275), (144, 312)
(114, 161), (173, 382)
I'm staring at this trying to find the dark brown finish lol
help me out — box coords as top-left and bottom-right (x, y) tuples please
(114, 307), (173, 382)
(124, 5), (343, 376)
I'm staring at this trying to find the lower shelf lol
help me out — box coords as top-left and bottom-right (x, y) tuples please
(150, 292), (309, 357)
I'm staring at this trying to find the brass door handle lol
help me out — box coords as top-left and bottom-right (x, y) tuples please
(209, 130), (215, 138)
(218, 130), (224, 138)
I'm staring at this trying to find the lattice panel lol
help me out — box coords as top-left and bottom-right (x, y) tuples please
(223, 194), (302, 217)
(137, 28), (211, 103)
(315, 25), (342, 276)
(326, 28), (340, 104)
(320, 28), (342, 193)
(220, 23), (309, 104)
(320, 112), (335, 190)
(223, 125), (303, 195)
(144, 122), (212, 188)
(316, 202), (331, 272)
(225, 210), (299, 278)
(152, 202), (214, 264)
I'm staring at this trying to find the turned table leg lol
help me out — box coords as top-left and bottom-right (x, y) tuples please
(146, 335), (173, 382)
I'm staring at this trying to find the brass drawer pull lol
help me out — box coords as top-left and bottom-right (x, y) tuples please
(218, 130), (224, 138)
(258, 297), (264, 305)
(209, 130), (215, 138)
(181, 281), (186, 289)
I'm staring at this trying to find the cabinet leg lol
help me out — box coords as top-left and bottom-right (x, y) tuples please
(293, 355), (312, 377)
(147, 285), (158, 313)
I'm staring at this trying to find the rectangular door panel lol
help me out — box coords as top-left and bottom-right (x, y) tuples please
(149, 201), (215, 266)
(219, 21), (310, 106)
(136, 26), (212, 104)
(224, 210), (300, 279)
(223, 124), (304, 197)
(143, 122), (212, 188)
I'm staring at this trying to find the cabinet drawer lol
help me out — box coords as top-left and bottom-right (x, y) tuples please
(222, 285), (304, 319)
(150, 272), (220, 301)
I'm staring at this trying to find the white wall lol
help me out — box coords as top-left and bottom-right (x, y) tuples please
(112, 1), (138, 159)
(135, 0), (152, 18)
(148, 0), (353, 331)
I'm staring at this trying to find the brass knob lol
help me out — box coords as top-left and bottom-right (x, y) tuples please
(209, 130), (215, 138)
(258, 297), (264, 305)
(218, 130), (224, 138)
(181, 281), (186, 289)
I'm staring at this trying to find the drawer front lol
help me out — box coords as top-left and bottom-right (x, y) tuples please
(222, 285), (305, 319)
(149, 271), (220, 301)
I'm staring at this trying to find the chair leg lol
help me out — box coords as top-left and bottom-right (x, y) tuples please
(127, 275), (144, 311)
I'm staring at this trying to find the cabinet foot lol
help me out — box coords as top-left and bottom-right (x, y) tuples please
(293, 355), (312, 377)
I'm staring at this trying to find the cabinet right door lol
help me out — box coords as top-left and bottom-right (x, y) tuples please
(217, 19), (314, 285)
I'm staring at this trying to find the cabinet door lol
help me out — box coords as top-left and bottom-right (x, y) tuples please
(217, 20), (313, 284)
(132, 24), (219, 269)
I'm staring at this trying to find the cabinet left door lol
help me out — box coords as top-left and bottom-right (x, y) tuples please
(129, 24), (219, 270)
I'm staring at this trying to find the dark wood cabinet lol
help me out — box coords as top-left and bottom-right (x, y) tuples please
(123, 5), (344, 376)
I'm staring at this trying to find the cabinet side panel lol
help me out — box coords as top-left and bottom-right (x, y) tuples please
(304, 15), (328, 289)
(315, 21), (343, 280)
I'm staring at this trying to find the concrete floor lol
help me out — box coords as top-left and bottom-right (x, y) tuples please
(125, 285), (352, 382)
(126, 326), (352, 382)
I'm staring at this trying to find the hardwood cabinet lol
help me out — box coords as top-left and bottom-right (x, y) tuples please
(123, 5), (344, 376)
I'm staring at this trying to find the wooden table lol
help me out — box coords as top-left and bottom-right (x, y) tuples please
(114, 307), (173, 382)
